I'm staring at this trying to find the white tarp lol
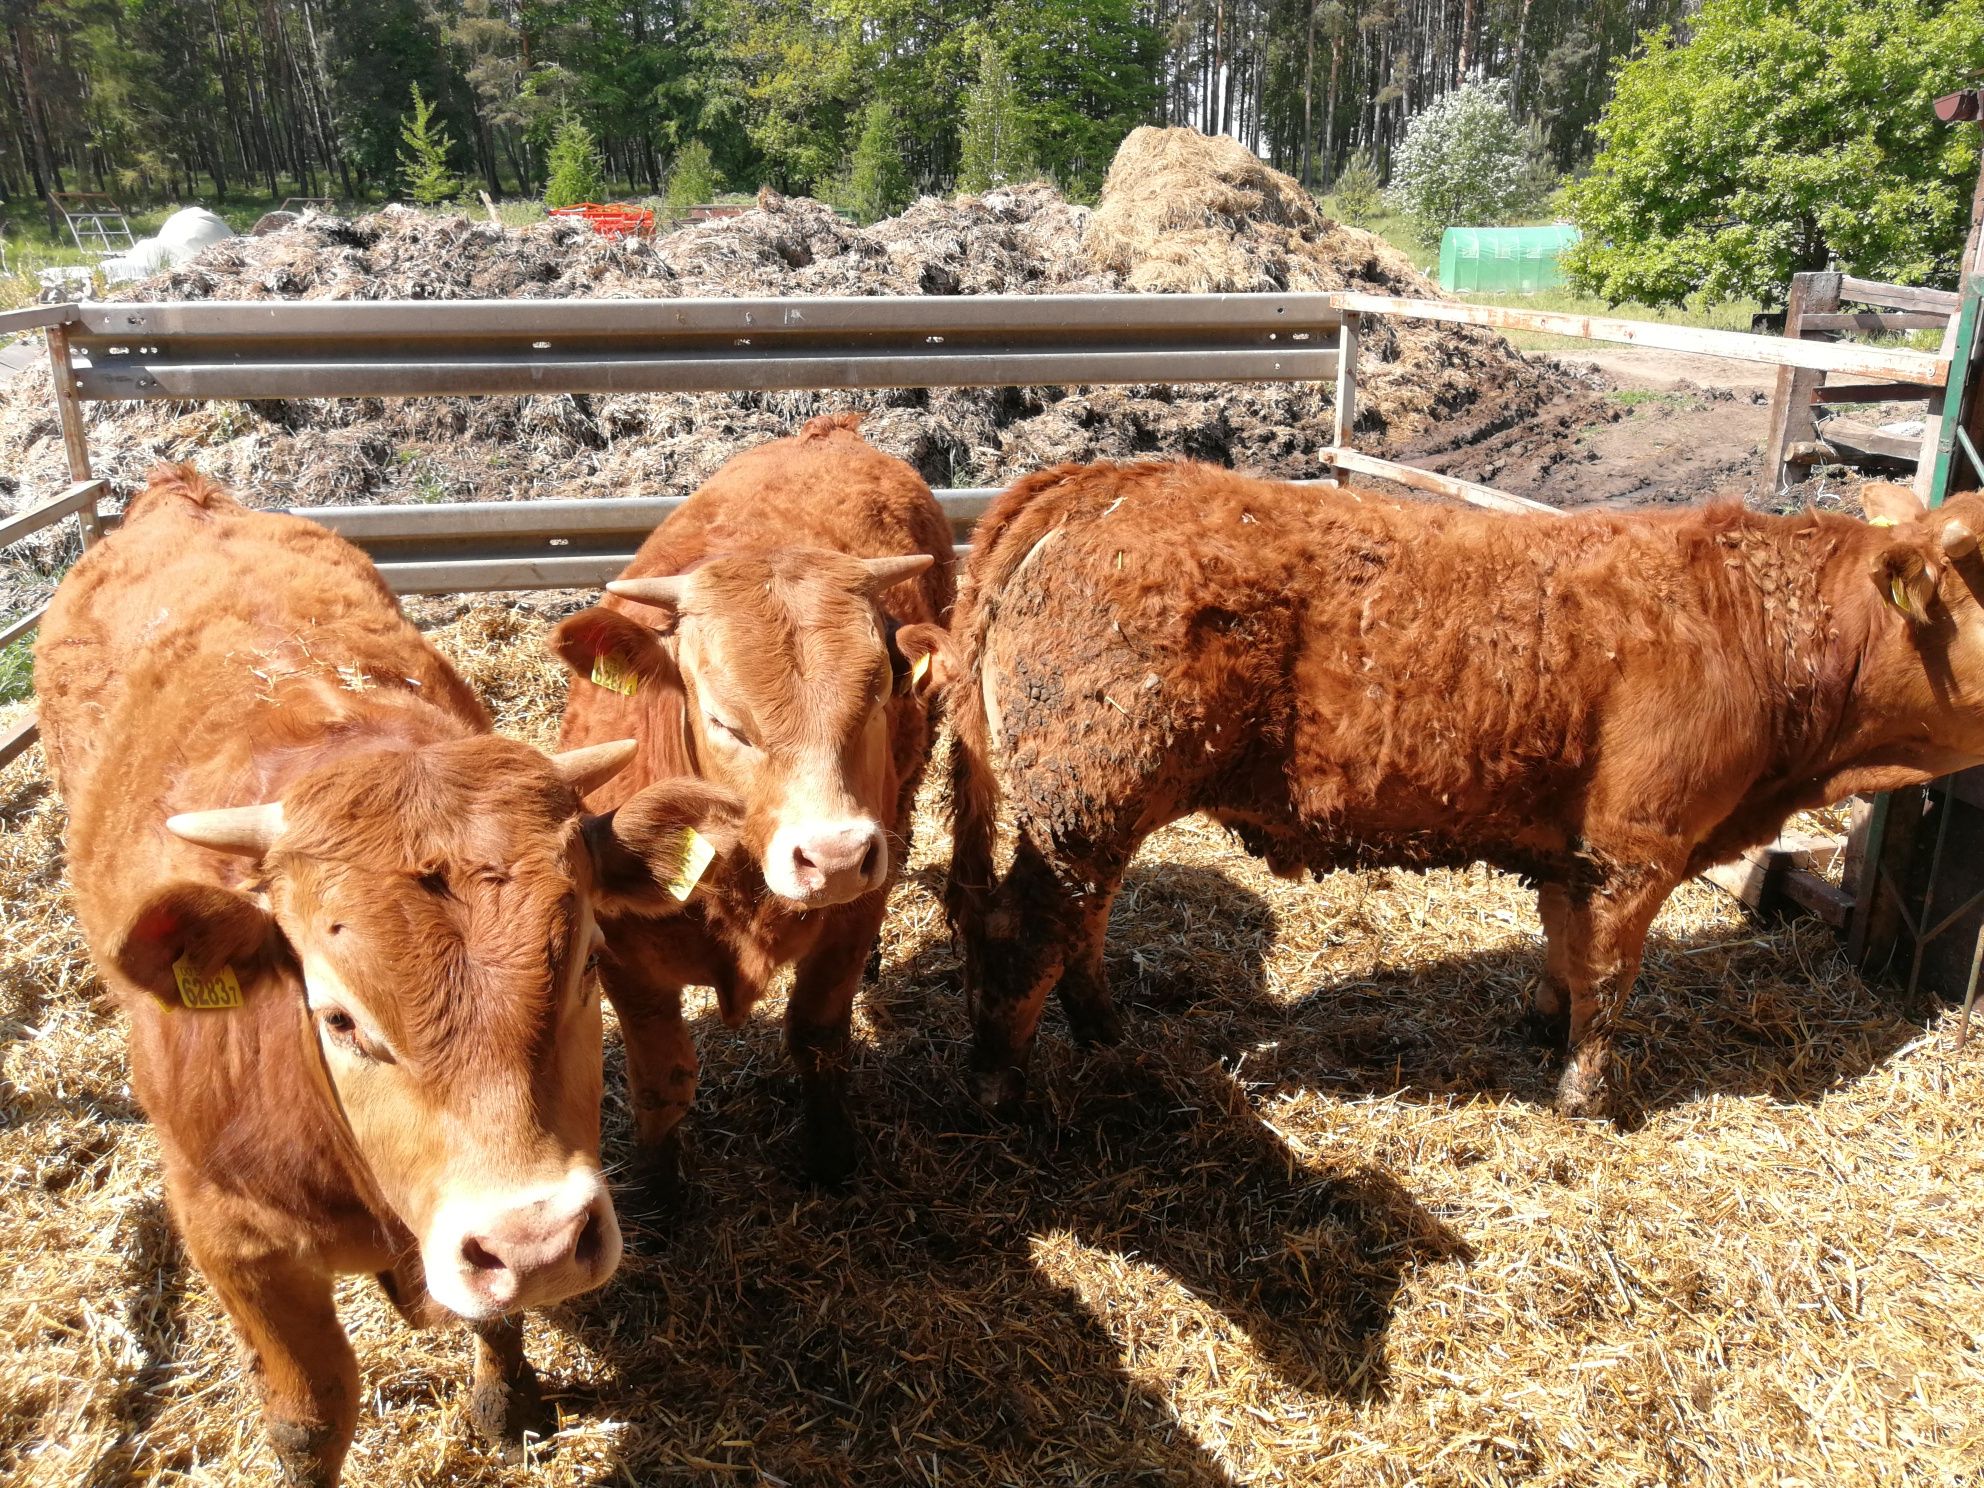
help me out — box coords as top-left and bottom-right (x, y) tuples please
(99, 207), (234, 284)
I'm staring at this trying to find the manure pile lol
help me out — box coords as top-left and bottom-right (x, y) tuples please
(0, 128), (1565, 540)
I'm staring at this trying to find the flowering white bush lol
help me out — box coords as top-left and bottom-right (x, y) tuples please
(1387, 80), (1539, 245)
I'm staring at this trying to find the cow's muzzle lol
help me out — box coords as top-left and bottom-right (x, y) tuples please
(429, 1169), (622, 1317)
(766, 817), (888, 906)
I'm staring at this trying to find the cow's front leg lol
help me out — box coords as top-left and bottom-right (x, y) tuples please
(787, 898), (888, 1185)
(1554, 872), (1674, 1120)
(601, 964), (697, 1201)
(1528, 882), (1576, 1048)
(966, 835), (1075, 1115)
(468, 1315), (549, 1456)
(197, 1250), (357, 1486)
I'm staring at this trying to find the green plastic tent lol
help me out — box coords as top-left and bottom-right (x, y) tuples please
(1437, 224), (1581, 295)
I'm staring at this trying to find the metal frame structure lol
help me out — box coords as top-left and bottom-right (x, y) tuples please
(48, 192), (137, 257)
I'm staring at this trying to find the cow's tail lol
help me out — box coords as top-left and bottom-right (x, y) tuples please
(122, 462), (242, 525)
(943, 461), (1112, 940)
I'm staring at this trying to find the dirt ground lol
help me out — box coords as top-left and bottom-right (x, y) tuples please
(1398, 345), (1929, 515)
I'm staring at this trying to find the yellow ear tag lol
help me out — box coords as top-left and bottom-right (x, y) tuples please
(667, 827), (716, 903)
(1891, 577), (1917, 617)
(590, 652), (638, 696)
(911, 651), (930, 687)
(172, 955), (243, 1010)
(1868, 516), (1898, 528)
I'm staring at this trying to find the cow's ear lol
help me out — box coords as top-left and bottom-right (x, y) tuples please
(1862, 481), (1927, 528)
(1871, 542), (1941, 625)
(111, 882), (282, 1010)
(891, 622), (960, 701)
(550, 607), (680, 697)
(584, 778), (744, 915)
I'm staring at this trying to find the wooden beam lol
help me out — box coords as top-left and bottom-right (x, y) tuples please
(0, 713), (38, 770)
(1803, 310), (1951, 334)
(1817, 416), (1925, 465)
(1765, 271), (1841, 489)
(1330, 291), (1947, 386)
(1811, 382), (1934, 405)
(1319, 447), (1560, 516)
(1839, 277), (1962, 316)
(1701, 839), (1854, 929)
(1333, 310), (1360, 450)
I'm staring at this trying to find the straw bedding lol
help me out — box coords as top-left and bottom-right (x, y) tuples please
(3, 608), (1981, 1486)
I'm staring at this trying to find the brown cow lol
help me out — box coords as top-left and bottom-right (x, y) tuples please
(550, 414), (955, 1184)
(946, 464), (1984, 1119)
(34, 466), (741, 1485)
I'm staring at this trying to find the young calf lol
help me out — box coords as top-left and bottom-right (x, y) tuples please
(35, 466), (740, 1485)
(551, 414), (955, 1184)
(946, 465), (1984, 1118)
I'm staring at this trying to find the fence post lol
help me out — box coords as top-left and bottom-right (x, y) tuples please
(44, 323), (99, 547)
(1762, 270), (1841, 491)
(1333, 309), (1360, 451)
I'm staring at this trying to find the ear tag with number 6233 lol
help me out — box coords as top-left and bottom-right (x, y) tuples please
(173, 954), (243, 1010)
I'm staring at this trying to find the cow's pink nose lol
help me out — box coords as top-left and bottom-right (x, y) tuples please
(459, 1191), (613, 1311)
(789, 822), (886, 902)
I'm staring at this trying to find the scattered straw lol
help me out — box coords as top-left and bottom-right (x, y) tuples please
(3, 609), (1982, 1485)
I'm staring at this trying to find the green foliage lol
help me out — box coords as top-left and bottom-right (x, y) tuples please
(665, 140), (723, 211)
(398, 84), (462, 204)
(1388, 80), (1544, 246)
(543, 115), (607, 209)
(0, 638), (31, 706)
(832, 99), (913, 223)
(1564, 0), (1984, 308)
(1328, 151), (1384, 225)
(958, 40), (1034, 193)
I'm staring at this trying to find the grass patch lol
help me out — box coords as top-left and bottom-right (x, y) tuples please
(0, 637), (32, 704)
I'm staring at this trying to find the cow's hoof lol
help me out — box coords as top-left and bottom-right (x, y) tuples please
(970, 1065), (1027, 1119)
(264, 1418), (341, 1487)
(1554, 1044), (1615, 1120)
(471, 1359), (549, 1456)
(1065, 1000), (1126, 1048)
(1521, 1003), (1570, 1051)
(801, 1114), (860, 1188)
(629, 1131), (688, 1206)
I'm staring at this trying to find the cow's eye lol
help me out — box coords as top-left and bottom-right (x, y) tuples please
(318, 1007), (382, 1061)
(706, 713), (753, 749)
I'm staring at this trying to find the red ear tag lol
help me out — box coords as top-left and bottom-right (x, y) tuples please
(172, 955), (244, 1009)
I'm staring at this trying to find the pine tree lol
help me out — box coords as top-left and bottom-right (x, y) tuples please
(957, 41), (1033, 194)
(543, 114), (608, 208)
(842, 99), (911, 223)
(397, 84), (462, 205)
(665, 139), (722, 212)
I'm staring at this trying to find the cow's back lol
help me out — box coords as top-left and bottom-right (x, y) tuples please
(36, 465), (486, 947)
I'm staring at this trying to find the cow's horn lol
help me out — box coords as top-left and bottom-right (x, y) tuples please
(166, 801), (286, 857)
(606, 575), (690, 609)
(1944, 517), (1979, 562)
(548, 739), (639, 793)
(858, 554), (934, 593)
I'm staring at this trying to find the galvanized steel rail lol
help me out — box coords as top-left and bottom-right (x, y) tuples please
(65, 294), (1342, 400)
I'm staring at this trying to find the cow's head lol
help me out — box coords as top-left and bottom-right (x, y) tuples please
(1861, 481), (1984, 758)
(552, 548), (957, 909)
(109, 736), (741, 1320)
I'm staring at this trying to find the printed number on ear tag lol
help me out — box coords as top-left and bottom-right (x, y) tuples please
(667, 827), (717, 902)
(172, 955), (243, 1010)
(591, 653), (638, 696)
